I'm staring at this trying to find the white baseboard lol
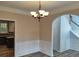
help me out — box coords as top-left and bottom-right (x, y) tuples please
(70, 48), (79, 52)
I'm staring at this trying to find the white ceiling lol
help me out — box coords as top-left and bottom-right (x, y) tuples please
(0, 1), (79, 11)
(0, 1), (79, 15)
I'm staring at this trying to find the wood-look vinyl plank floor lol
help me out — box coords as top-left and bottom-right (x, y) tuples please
(53, 49), (79, 57)
(23, 52), (49, 57)
(23, 49), (79, 57)
(0, 45), (14, 57)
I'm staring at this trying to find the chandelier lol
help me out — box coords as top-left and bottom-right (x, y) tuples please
(30, 1), (49, 21)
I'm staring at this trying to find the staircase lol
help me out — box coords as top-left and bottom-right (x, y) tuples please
(69, 14), (79, 38)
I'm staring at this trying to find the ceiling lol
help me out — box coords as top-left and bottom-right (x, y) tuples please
(0, 1), (79, 15)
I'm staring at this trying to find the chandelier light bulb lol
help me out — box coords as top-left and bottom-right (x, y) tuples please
(34, 13), (38, 17)
(39, 10), (45, 14)
(44, 12), (49, 16)
(30, 11), (36, 15)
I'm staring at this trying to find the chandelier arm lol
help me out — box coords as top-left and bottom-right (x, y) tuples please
(39, 1), (41, 10)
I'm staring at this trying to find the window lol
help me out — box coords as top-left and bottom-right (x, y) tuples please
(0, 23), (8, 33)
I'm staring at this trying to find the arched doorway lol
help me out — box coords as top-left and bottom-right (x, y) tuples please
(52, 14), (79, 57)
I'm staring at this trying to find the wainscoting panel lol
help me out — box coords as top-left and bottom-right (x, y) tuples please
(15, 40), (40, 57)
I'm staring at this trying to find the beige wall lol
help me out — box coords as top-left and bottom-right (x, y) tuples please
(39, 15), (53, 56)
(0, 11), (40, 56)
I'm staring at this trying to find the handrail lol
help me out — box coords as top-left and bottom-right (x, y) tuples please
(71, 29), (79, 38)
(70, 15), (79, 27)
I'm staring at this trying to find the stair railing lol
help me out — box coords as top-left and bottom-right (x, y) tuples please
(69, 14), (79, 27)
